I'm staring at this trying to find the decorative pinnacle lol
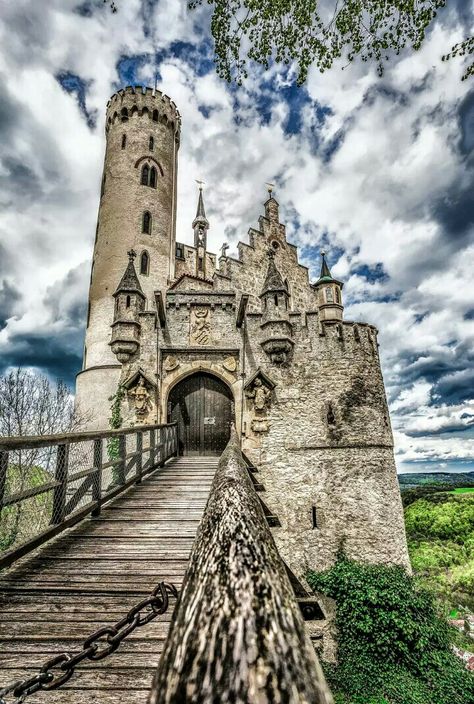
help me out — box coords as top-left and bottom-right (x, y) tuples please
(266, 182), (275, 197)
(127, 249), (137, 262)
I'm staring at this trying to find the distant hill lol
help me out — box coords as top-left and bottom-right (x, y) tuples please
(398, 472), (474, 491)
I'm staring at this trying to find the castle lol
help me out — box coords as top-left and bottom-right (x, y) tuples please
(75, 86), (410, 653)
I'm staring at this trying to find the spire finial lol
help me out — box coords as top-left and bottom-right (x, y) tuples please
(193, 180), (208, 223)
(127, 249), (137, 262)
(266, 181), (275, 197)
(318, 249), (333, 280)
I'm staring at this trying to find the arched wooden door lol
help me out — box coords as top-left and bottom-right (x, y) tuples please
(168, 373), (234, 456)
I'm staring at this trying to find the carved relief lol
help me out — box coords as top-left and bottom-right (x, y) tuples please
(190, 307), (212, 346)
(222, 356), (237, 373)
(164, 355), (179, 373)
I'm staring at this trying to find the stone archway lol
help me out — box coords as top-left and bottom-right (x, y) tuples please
(167, 372), (234, 456)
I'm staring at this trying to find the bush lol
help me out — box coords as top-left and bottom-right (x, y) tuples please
(307, 555), (474, 704)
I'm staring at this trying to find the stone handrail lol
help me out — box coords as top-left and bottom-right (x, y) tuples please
(149, 428), (333, 703)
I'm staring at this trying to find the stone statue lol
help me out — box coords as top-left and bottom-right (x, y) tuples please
(129, 377), (151, 416)
(246, 378), (271, 412)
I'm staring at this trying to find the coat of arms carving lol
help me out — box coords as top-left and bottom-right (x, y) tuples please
(190, 307), (212, 346)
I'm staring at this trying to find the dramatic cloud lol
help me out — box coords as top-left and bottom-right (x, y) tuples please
(0, 0), (473, 473)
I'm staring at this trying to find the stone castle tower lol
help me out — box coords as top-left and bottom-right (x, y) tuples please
(76, 86), (409, 656)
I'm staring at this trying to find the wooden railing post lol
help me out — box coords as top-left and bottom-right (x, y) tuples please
(91, 438), (103, 517)
(150, 429), (156, 469)
(51, 443), (69, 525)
(149, 430), (333, 704)
(0, 451), (8, 508)
(117, 434), (126, 485)
(136, 431), (143, 483)
(159, 427), (165, 467)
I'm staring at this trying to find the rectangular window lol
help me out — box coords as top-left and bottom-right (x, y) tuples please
(312, 506), (318, 529)
(175, 243), (184, 259)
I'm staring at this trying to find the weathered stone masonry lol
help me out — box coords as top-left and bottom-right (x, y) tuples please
(75, 86), (410, 659)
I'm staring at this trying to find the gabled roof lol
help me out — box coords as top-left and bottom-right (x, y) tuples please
(244, 368), (276, 391)
(168, 272), (214, 291)
(122, 368), (156, 390)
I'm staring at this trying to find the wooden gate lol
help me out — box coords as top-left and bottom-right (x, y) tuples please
(168, 373), (234, 456)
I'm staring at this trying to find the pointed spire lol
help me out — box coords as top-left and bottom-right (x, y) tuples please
(114, 249), (144, 296)
(193, 181), (209, 227)
(316, 250), (335, 284)
(260, 248), (288, 297)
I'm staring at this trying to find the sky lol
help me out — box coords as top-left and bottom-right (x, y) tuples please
(0, 0), (473, 474)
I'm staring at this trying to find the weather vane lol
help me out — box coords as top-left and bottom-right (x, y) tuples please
(195, 179), (205, 190)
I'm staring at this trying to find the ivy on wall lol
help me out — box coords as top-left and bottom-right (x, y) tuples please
(107, 385), (125, 483)
(307, 555), (474, 704)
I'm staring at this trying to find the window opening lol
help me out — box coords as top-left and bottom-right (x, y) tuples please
(126, 295), (131, 308)
(141, 164), (149, 186)
(149, 135), (154, 151)
(143, 211), (152, 234)
(140, 251), (149, 275)
(121, 134), (126, 149)
(149, 166), (157, 188)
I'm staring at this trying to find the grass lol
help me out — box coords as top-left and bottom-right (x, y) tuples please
(451, 487), (474, 494)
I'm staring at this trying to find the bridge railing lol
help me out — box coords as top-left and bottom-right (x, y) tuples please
(149, 428), (334, 704)
(0, 422), (177, 569)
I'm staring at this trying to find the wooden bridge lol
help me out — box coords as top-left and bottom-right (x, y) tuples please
(0, 424), (333, 704)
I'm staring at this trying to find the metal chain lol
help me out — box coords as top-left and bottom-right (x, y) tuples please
(0, 582), (178, 704)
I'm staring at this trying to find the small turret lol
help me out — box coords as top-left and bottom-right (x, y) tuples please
(259, 249), (294, 365)
(193, 183), (209, 277)
(110, 250), (145, 363)
(314, 251), (344, 322)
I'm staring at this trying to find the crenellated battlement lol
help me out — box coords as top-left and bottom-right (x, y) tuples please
(106, 85), (181, 134)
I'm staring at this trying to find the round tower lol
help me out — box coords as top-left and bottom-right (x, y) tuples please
(76, 86), (180, 427)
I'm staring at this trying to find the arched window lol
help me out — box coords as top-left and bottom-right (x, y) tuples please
(121, 133), (126, 149)
(149, 166), (157, 188)
(126, 295), (131, 308)
(141, 164), (149, 186)
(121, 107), (128, 122)
(149, 135), (154, 151)
(142, 211), (152, 234)
(140, 251), (149, 275)
(152, 109), (158, 122)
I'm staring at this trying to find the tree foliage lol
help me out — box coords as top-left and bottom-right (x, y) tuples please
(187, 0), (467, 85)
(0, 369), (82, 551)
(307, 555), (474, 704)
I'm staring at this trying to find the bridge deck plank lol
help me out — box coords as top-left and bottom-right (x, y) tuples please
(0, 456), (218, 703)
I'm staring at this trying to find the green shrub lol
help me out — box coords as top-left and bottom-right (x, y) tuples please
(404, 496), (474, 542)
(307, 555), (474, 704)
